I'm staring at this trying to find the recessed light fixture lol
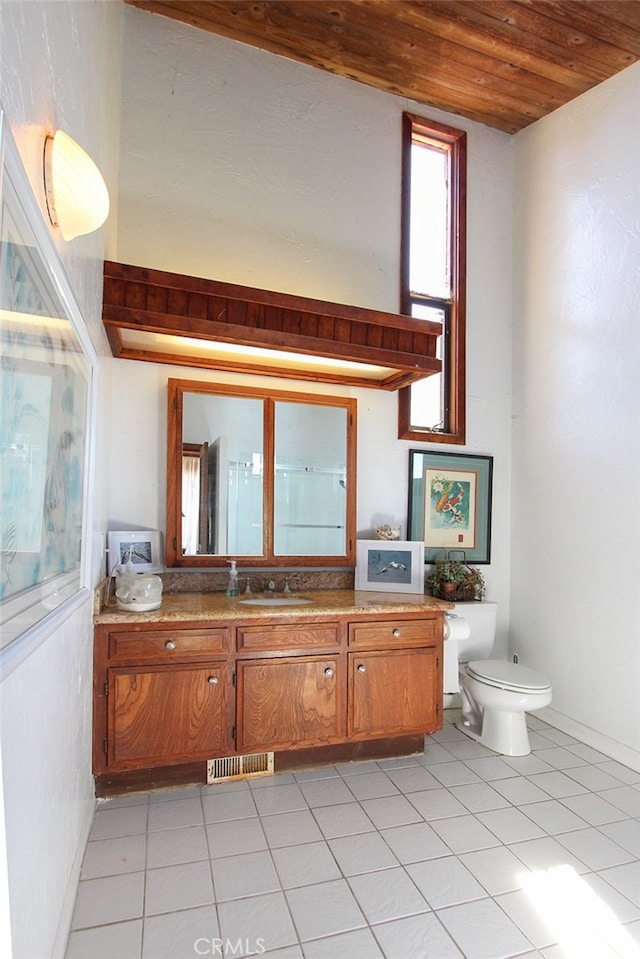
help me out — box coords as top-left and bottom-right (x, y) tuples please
(102, 261), (443, 390)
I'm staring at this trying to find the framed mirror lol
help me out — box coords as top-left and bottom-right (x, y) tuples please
(166, 379), (356, 567)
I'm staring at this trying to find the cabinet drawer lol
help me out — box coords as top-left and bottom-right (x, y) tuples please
(108, 628), (230, 663)
(348, 618), (437, 648)
(237, 623), (339, 651)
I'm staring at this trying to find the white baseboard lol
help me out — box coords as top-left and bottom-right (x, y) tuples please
(443, 696), (640, 774)
(538, 706), (640, 774)
(52, 798), (96, 959)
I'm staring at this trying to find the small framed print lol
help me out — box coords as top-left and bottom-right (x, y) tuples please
(107, 530), (163, 574)
(355, 540), (424, 593)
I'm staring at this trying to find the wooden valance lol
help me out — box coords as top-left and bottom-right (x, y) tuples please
(102, 261), (441, 390)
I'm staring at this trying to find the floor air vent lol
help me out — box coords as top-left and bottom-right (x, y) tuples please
(207, 752), (274, 784)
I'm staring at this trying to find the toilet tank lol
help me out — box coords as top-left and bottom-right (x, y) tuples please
(443, 601), (498, 694)
(452, 601), (497, 661)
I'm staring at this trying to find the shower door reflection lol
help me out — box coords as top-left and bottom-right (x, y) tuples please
(274, 402), (347, 556)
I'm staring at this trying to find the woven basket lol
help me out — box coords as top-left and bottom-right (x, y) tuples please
(434, 583), (478, 602)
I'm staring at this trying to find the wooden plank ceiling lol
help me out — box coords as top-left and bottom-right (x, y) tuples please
(125, 0), (640, 133)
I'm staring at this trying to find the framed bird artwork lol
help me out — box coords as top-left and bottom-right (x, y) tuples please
(355, 540), (424, 593)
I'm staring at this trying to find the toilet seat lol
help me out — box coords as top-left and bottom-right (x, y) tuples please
(467, 659), (551, 694)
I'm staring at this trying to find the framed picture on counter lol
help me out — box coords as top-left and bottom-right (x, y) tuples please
(107, 530), (163, 575)
(355, 540), (424, 593)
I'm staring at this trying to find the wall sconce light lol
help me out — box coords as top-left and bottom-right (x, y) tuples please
(43, 130), (110, 241)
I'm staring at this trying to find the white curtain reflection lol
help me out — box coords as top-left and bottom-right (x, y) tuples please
(181, 455), (200, 554)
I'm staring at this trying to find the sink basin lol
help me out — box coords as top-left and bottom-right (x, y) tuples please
(239, 596), (313, 607)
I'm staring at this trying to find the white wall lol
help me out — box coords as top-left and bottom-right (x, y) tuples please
(512, 62), (640, 767)
(1, 6), (637, 957)
(112, 7), (515, 648)
(0, 2), (122, 957)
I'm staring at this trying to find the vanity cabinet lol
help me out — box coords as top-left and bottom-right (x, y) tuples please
(235, 621), (343, 752)
(110, 662), (232, 767)
(94, 626), (233, 771)
(348, 648), (439, 738)
(347, 617), (440, 738)
(237, 655), (341, 751)
(93, 602), (444, 785)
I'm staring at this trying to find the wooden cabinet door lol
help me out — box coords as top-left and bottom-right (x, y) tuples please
(237, 656), (341, 751)
(348, 647), (439, 738)
(109, 662), (230, 768)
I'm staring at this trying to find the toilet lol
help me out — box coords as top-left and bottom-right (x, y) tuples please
(444, 602), (552, 756)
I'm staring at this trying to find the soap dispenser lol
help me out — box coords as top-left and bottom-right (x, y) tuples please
(226, 560), (239, 597)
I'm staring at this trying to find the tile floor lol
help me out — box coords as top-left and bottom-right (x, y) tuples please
(65, 712), (640, 959)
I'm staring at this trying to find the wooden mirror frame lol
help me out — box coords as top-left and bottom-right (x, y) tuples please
(166, 379), (357, 567)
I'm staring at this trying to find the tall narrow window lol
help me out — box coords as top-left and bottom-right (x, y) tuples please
(399, 114), (467, 444)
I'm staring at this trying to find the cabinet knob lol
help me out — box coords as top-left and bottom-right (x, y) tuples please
(357, 664), (367, 673)
(165, 640), (176, 650)
(324, 667), (334, 677)
(392, 628), (401, 637)
(208, 676), (219, 685)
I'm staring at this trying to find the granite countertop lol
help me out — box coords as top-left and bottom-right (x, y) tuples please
(94, 588), (452, 625)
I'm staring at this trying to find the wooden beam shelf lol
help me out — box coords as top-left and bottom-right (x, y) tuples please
(102, 260), (441, 390)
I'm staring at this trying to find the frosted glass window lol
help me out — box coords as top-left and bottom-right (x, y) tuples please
(409, 302), (447, 433)
(409, 144), (450, 299)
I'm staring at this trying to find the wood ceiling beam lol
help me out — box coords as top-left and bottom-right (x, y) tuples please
(124, 1), (640, 134)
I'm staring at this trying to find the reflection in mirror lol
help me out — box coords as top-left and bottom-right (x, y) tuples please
(274, 403), (347, 556)
(167, 380), (356, 567)
(181, 394), (263, 556)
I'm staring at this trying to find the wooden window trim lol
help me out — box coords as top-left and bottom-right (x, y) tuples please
(398, 113), (467, 445)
